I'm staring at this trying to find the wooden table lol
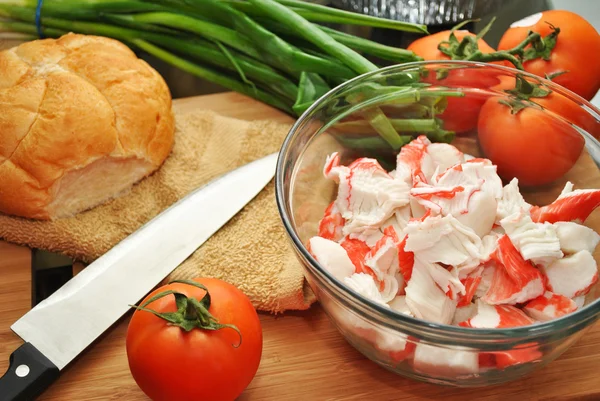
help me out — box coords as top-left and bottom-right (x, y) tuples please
(1, 92), (600, 401)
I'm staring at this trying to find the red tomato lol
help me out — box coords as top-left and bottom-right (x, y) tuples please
(409, 30), (502, 133)
(408, 30), (497, 62)
(477, 96), (585, 186)
(435, 91), (492, 134)
(126, 278), (263, 401)
(498, 10), (600, 101)
(492, 76), (600, 139)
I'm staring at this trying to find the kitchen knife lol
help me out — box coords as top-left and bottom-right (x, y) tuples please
(0, 152), (278, 401)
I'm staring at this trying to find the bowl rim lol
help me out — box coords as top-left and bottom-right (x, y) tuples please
(275, 60), (600, 340)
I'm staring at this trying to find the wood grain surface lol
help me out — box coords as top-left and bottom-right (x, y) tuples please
(1, 92), (600, 401)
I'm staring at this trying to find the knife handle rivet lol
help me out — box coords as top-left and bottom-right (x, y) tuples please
(15, 364), (30, 378)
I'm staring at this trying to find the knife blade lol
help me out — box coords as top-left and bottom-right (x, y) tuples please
(0, 152), (278, 401)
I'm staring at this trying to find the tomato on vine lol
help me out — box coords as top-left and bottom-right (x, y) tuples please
(408, 29), (501, 134)
(477, 91), (585, 187)
(498, 10), (600, 101)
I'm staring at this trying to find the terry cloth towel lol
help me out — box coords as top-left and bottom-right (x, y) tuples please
(0, 109), (316, 313)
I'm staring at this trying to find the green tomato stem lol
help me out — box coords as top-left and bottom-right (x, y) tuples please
(436, 19), (561, 71)
(130, 279), (243, 348)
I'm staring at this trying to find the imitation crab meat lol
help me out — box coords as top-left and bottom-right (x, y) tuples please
(395, 135), (436, 185)
(410, 160), (502, 238)
(427, 143), (465, 174)
(500, 213), (563, 266)
(318, 202), (345, 242)
(523, 291), (578, 321)
(343, 273), (390, 307)
(413, 343), (479, 377)
(540, 250), (599, 298)
(404, 214), (482, 277)
(530, 183), (600, 224)
(313, 136), (600, 338)
(388, 295), (413, 316)
(482, 235), (545, 305)
(573, 295), (586, 310)
(325, 154), (410, 237)
(496, 179), (532, 222)
(554, 221), (600, 254)
(308, 237), (355, 281)
(459, 300), (535, 328)
(339, 237), (371, 274)
(405, 261), (457, 324)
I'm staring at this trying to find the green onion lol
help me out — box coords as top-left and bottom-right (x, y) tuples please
(247, 0), (377, 75)
(132, 39), (294, 113)
(220, 0), (428, 33)
(292, 72), (331, 115)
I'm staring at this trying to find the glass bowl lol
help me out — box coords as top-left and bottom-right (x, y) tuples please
(275, 61), (600, 387)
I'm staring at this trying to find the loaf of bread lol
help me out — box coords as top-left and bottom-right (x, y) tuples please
(0, 33), (175, 220)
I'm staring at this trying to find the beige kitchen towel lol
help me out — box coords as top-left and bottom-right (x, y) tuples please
(0, 109), (317, 313)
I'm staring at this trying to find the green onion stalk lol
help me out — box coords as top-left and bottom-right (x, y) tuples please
(0, 0), (469, 150)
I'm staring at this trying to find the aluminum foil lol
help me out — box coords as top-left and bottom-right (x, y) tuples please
(330, 0), (506, 26)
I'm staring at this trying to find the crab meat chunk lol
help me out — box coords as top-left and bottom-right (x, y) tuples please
(364, 227), (405, 301)
(420, 260), (466, 299)
(339, 237), (371, 275)
(377, 298), (416, 362)
(409, 196), (427, 219)
(530, 182), (600, 224)
(410, 181), (477, 218)
(404, 214), (482, 276)
(383, 206), (412, 234)
(348, 230), (384, 248)
(480, 232), (500, 263)
(432, 160), (503, 197)
(573, 295), (586, 310)
(379, 275), (401, 303)
(343, 273), (390, 307)
(456, 191), (498, 239)
(459, 300), (535, 328)
(397, 234), (415, 284)
(325, 155), (410, 236)
(462, 160), (503, 199)
(405, 261), (457, 324)
(374, 326), (416, 363)
(463, 301), (541, 368)
(496, 178), (532, 223)
(365, 230), (401, 279)
(474, 262), (496, 298)
(372, 295), (418, 361)
(395, 135), (435, 185)
(413, 343), (479, 377)
(482, 235), (545, 305)
(347, 204), (411, 247)
(308, 237), (355, 281)
(323, 152), (342, 181)
(388, 295), (413, 316)
(411, 161), (502, 237)
(540, 250), (599, 298)
(318, 202), (345, 241)
(457, 274), (482, 307)
(500, 212), (563, 266)
(554, 221), (600, 254)
(494, 346), (542, 369)
(326, 301), (378, 345)
(453, 303), (478, 325)
(523, 291), (577, 321)
(427, 142), (465, 173)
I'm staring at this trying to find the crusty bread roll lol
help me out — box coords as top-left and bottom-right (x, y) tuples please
(0, 33), (175, 220)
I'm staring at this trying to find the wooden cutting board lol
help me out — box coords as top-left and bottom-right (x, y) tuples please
(1, 92), (600, 401)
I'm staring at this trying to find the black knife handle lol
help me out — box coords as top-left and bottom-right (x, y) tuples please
(0, 343), (59, 401)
